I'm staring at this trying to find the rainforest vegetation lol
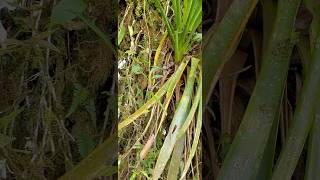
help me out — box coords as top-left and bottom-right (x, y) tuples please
(118, 0), (201, 179)
(1, 0), (320, 179)
(0, 0), (117, 179)
(203, 0), (320, 180)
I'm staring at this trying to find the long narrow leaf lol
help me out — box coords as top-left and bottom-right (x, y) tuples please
(305, 108), (320, 180)
(152, 58), (199, 180)
(118, 60), (188, 130)
(167, 135), (185, 180)
(271, 9), (320, 180)
(203, 0), (258, 107)
(172, 0), (182, 31)
(253, 2), (279, 179)
(58, 134), (117, 179)
(154, 0), (175, 43)
(217, 0), (301, 179)
(177, 73), (202, 140)
(179, 89), (202, 180)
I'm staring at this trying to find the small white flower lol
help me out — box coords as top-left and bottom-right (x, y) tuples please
(118, 59), (127, 69)
(162, 129), (167, 136)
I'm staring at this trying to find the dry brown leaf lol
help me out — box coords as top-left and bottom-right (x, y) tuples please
(139, 134), (155, 160)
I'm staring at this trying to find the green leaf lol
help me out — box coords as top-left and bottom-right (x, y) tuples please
(131, 64), (142, 74)
(85, 97), (97, 128)
(217, 0), (301, 179)
(167, 135), (185, 180)
(72, 128), (96, 158)
(96, 166), (118, 177)
(179, 96), (202, 180)
(66, 83), (89, 118)
(118, 21), (126, 46)
(51, 0), (86, 26)
(271, 13), (320, 180)
(203, 0), (259, 106)
(152, 74), (163, 79)
(154, 0), (201, 62)
(130, 172), (137, 180)
(153, 58), (199, 179)
(305, 109), (320, 180)
(59, 134), (117, 179)
(150, 66), (162, 72)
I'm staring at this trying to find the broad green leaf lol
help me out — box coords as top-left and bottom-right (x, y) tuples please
(66, 83), (89, 118)
(131, 64), (142, 74)
(51, 0), (86, 26)
(72, 128), (96, 158)
(85, 97), (97, 128)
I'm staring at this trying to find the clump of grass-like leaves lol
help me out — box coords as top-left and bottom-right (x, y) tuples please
(154, 0), (201, 62)
(118, 0), (201, 179)
(203, 0), (320, 179)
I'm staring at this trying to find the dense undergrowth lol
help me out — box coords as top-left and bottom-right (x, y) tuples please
(118, 0), (201, 179)
(0, 0), (117, 179)
(2, 0), (320, 179)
